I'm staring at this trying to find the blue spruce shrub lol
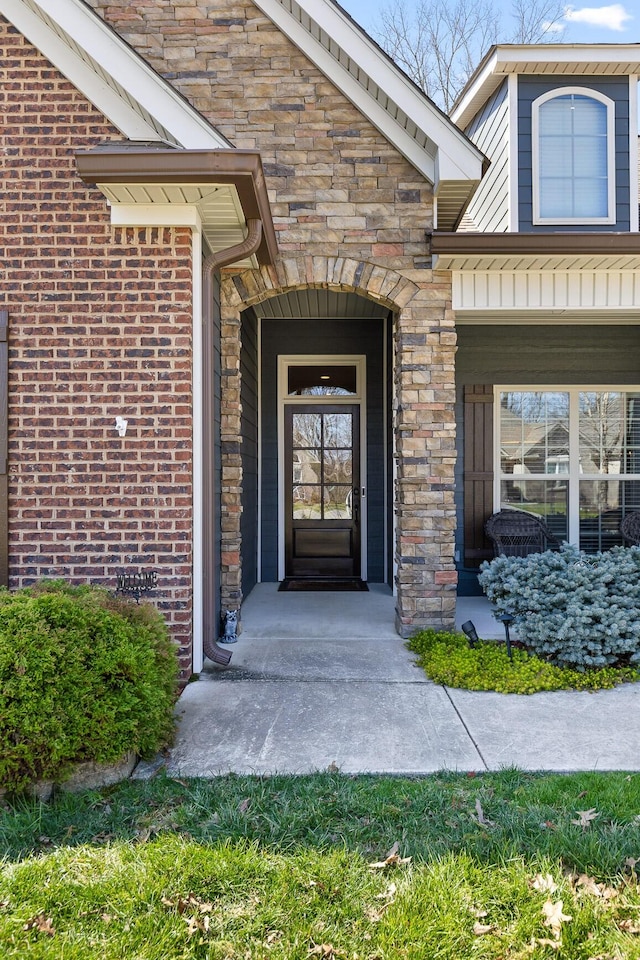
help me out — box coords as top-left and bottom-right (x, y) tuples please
(478, 544), (640, 670)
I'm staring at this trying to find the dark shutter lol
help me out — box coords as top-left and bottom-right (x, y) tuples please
(463, 384), (494, 568)
(0, 312), (7, 586)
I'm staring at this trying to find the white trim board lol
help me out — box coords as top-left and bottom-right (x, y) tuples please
(452, 269), (640, 312)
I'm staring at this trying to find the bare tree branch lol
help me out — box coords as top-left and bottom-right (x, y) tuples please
(510, 0), (567, 42)
(375, 0), (568, 111)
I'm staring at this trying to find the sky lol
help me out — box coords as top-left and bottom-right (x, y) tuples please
(339, 0), (640, 44)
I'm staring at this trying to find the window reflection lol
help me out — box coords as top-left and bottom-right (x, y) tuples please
(499, 390), (640, 552)
(288, 365), (357, 396)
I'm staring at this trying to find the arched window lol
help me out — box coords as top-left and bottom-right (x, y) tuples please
(532, 88), (615, 224)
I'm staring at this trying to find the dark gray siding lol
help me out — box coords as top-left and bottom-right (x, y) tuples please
(455, 324), (640, 592)
(260, 318), (386, 582)
(518, 76), (630, 232)
(241, 308), (259, 596)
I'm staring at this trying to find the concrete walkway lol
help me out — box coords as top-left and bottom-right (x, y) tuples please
(148, 584), (640, 778)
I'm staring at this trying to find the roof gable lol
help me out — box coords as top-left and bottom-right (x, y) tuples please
(253, 0), (484, 228)
(453, 43), (640, 130)
(0, 0), (230, 148)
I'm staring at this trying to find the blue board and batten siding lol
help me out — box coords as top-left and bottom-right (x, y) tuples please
(463, 79), (510, 232)
(518, 76), (631, 232)
(260, 318), (387, 583)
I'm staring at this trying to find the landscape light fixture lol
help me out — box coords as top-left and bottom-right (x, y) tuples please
(461, 620), (479, 647)
(498, 613), (514, 660)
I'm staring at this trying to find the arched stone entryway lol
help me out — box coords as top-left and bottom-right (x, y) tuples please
(218, 256), (457, 637)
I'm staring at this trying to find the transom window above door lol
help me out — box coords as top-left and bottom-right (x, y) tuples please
(532, 88), (615, 224)
(497, 388), (640, 552)
(287, 364), (358, 397)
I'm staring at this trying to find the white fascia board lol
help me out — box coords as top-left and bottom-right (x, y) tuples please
(492, 43), (640, 70)
(109, 203), (203, 231)
(451, 49), (499, 128)
(253, 0), (484, 186)
(1, 0), (228, 149)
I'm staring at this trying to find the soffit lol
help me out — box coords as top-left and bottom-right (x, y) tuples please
(75, 148), (278, 267)
(435, 253), (640, 271)
(453, 44), (640, 129)
(432, 232), (640, 271)
(99, 182), (251, 263)
(252, 289), (390, 320)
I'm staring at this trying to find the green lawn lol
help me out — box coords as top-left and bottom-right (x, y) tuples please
(3, 771), (640, 957)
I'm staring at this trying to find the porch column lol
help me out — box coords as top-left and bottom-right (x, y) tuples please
(220, 308), (243, 614)
(394, 279), (458, 637)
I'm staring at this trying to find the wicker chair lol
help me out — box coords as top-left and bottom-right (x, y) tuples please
(620, 511), (640, 546)
(485, 509), (561, 558)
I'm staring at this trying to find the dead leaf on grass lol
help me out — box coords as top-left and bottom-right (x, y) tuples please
(238, 797), (250, 813)
(307, 944), (343, 958)
(571, 808), (599, 829)
(473, 921), (496, 935)
(473, 798), (495, 827)
(368, 841), (411, 869)
(470, 906), (488, 918)
(542, 900), (572, 939)
(23, 913), (55, 937)
(184, 914), (210, 937)
(162, 894), (213, 915)
(574, 874), (618, 901)
(617, 918), (640, 934)
(531, 936), (561, 951)
(531, 873), (558, 894)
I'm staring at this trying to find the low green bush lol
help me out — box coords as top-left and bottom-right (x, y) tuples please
(478, 544), (640, 670)
(407, 628), (640, 694)
(0, 580), (178, 793)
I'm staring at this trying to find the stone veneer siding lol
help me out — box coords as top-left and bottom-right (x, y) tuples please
(1, 20), (195, 675)
(85, 0), (459, 633)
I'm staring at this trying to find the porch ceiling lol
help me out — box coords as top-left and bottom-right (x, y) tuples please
(252, 289), (390, 320)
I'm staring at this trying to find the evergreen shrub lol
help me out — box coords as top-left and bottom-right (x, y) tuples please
(478, 544), (640, 670)
(0, 580), (178, 793)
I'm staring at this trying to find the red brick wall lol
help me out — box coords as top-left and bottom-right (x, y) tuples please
(0, 20), (195, 675)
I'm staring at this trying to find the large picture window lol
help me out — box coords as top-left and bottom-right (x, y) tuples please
(497, 388), (640, 552)
(532, 88), (615, 224)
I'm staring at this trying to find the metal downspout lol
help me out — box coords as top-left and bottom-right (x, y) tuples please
(201, 220), (263, 665)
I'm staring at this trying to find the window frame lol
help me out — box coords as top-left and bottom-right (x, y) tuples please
(494, 385), (640, 549)
(531, 86), (616, 226)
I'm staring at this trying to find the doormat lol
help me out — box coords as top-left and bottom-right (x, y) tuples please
(278, 579), (369, 592)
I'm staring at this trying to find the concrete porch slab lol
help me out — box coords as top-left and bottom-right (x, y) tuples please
(239, 582), (400, 640)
